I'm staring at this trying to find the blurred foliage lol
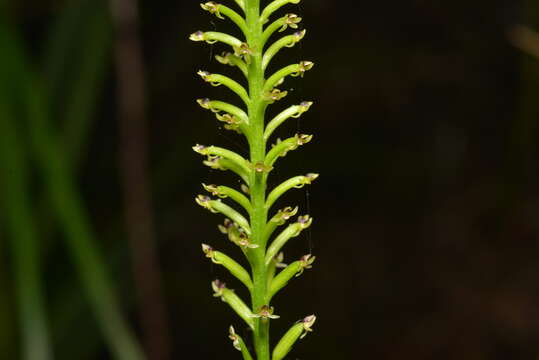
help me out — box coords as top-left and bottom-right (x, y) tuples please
(1, 0), (539, 359)
(0, 1), (141, 359)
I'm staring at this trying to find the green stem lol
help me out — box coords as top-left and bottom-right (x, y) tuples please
(245, 1), (272, 359)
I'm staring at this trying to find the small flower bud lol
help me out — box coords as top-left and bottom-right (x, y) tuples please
(279, 13), (302, 32)
(218, 218), (234, 234)
(197, 70), (211, 81)
(251, 161), (274, 173)
(195, 195), (219, 213)
(296, 133), (313, 145)
(233, 43), (253, 64)
(215, 51), (244, 68)
(234, 43), (253, 56)
(292, 61), (314, 78)
(202, 183), (220, 197)
(212, 279), (226, 298)
(200, 1), (224, 19)
(299, 315), (316, 338)
(286, 29), (306, 47)
(193, 143), (210, 155)
(228, 326), (241, 351)
(236, 236), (259, 249)
(219, 219), (258, 249)
(197, 70), (222, 87)
(215, 112), (242, 133)
(305, 172), (319, 182)
(293, 173), (320, 189)
(215, 52), (231, 65)
(196, 98), (211, 109)
(240, 184), (250, 194)
(273, 252), (287, 268)
(250, 305), (280, 319)
(271, 206), (299, 225)
(297, 254), (315, 276)
(287, 101), (314, 119)
(215, 112), (239, 125)
(197, 98), (220, 113)
(202, 155), (226, 170)
(202, 243), (220, 264)
(201, 243), (213, 255)
(297, 215), (312, 229)
(189, 30), (206, 42)
(264, 88), (288, 103)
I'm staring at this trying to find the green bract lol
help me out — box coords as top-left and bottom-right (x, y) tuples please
(190, 1), (317, 359)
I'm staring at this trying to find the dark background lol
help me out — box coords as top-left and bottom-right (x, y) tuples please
(1, 0), (539, 359)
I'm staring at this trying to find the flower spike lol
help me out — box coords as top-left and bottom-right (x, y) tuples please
(191, 1), (318, 357)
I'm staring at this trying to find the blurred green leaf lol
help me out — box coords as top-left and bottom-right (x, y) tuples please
(0, 26), (53, 360)
(45, 0), (111, 165)
(0, 11), (143, 360)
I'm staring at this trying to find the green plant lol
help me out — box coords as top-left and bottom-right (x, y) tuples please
(190, 1), (317, 359)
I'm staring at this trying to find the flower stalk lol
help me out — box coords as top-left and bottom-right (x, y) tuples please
(191, 1), (317, 359)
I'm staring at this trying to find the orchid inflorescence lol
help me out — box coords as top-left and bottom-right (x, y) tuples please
(190, 1), (317, 359)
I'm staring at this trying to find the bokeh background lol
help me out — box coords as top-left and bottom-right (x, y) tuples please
(1, 0), (539, 359)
